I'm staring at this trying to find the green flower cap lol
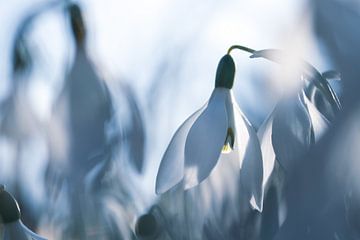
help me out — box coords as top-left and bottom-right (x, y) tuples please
(215, 54), (235, 89)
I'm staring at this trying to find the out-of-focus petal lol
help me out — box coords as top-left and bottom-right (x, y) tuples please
(301, 91), (330, 141)
(156, 104), (207, 194)
(122, 85), (145, 172)
(257, 112), (276, 195)
(272, 95), (312, 172)
(19, 221), (47, 240)
(251, 49), (341, 116)
(183, 88), (229, 190)
(322, 70), (341, 81)
(303, 77), (340, 122)
(2, 220), (47, 240)
(231, 96), (263, 211)
(242, 129), (264, 212)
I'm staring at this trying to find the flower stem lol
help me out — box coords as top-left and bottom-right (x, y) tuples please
(227, 45), (256, 55)
(68, 3), (86, 47)
(215, 45), (255, 89)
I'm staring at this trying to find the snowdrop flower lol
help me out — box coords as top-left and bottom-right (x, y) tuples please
(0, 185), (46, 240)
(156, 47), (264, 211)
(253, 49), (341, 173)
(244, 49), (342, 238)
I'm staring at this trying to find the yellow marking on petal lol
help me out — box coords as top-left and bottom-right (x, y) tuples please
(222, 128), (235, 154)
(222, 143), (232, 153)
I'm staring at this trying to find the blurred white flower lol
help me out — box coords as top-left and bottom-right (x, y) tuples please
(42, 4), (135, 239)
(252, 49), (342, 238)
(156, 53), (264, 211)
(253, 49), (341, 173)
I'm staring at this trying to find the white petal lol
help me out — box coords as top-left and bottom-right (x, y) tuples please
(223, 92), (246, 165)
(230, 97), (264, 212)
(156, 104), (207, 194)
(183, 88), (229, 189)
(302, 91), (330, 142)
(218, 91), (244, 161)
(257, 112), (276, 193)
(272, 95), (312, 172)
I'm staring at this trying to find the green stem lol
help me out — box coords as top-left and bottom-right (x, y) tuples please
(215, 45), (255, 89)
(227, 45), (256, 55)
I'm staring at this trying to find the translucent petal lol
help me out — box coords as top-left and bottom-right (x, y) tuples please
(251, 49), (341, 117)
(257, 112), (276, 193)
(301, 91), (330, 142)
(224, 92), (246, 166)
(183, 88), (229, 189)
(156, 104), (207, 194)
(304, 81), (340, 122)
(230, 97), (264, 212)
(272, 94), (312, 172)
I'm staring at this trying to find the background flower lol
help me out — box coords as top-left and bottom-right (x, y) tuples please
(0, 0), (359, 239)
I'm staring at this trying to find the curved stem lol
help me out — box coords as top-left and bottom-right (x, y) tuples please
(227, 45), (256, 55)
(214, 45), (255, 89)
(227, 45), (341, 113)
(249, 49), (341, 112)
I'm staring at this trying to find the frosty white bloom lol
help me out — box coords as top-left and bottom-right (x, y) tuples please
(156, 54), (264, 211)
(0, 185), (47, 240)
(253, 49), (341, 173)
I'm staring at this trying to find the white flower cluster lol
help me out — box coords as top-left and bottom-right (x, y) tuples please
(149, 47), (341, 239)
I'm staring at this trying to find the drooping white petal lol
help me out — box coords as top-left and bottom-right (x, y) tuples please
(156, 104), (207, 194)
(183, 88), (229, 189)
(301, 91), (330, 142)
(257, 112), (276, 194)
(241, 141), (263, 212)
(304, 80), (340, 122)
(272, 94), (312, 172)
(229, 95), (263, 212)
(2, 220), (47, 240)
